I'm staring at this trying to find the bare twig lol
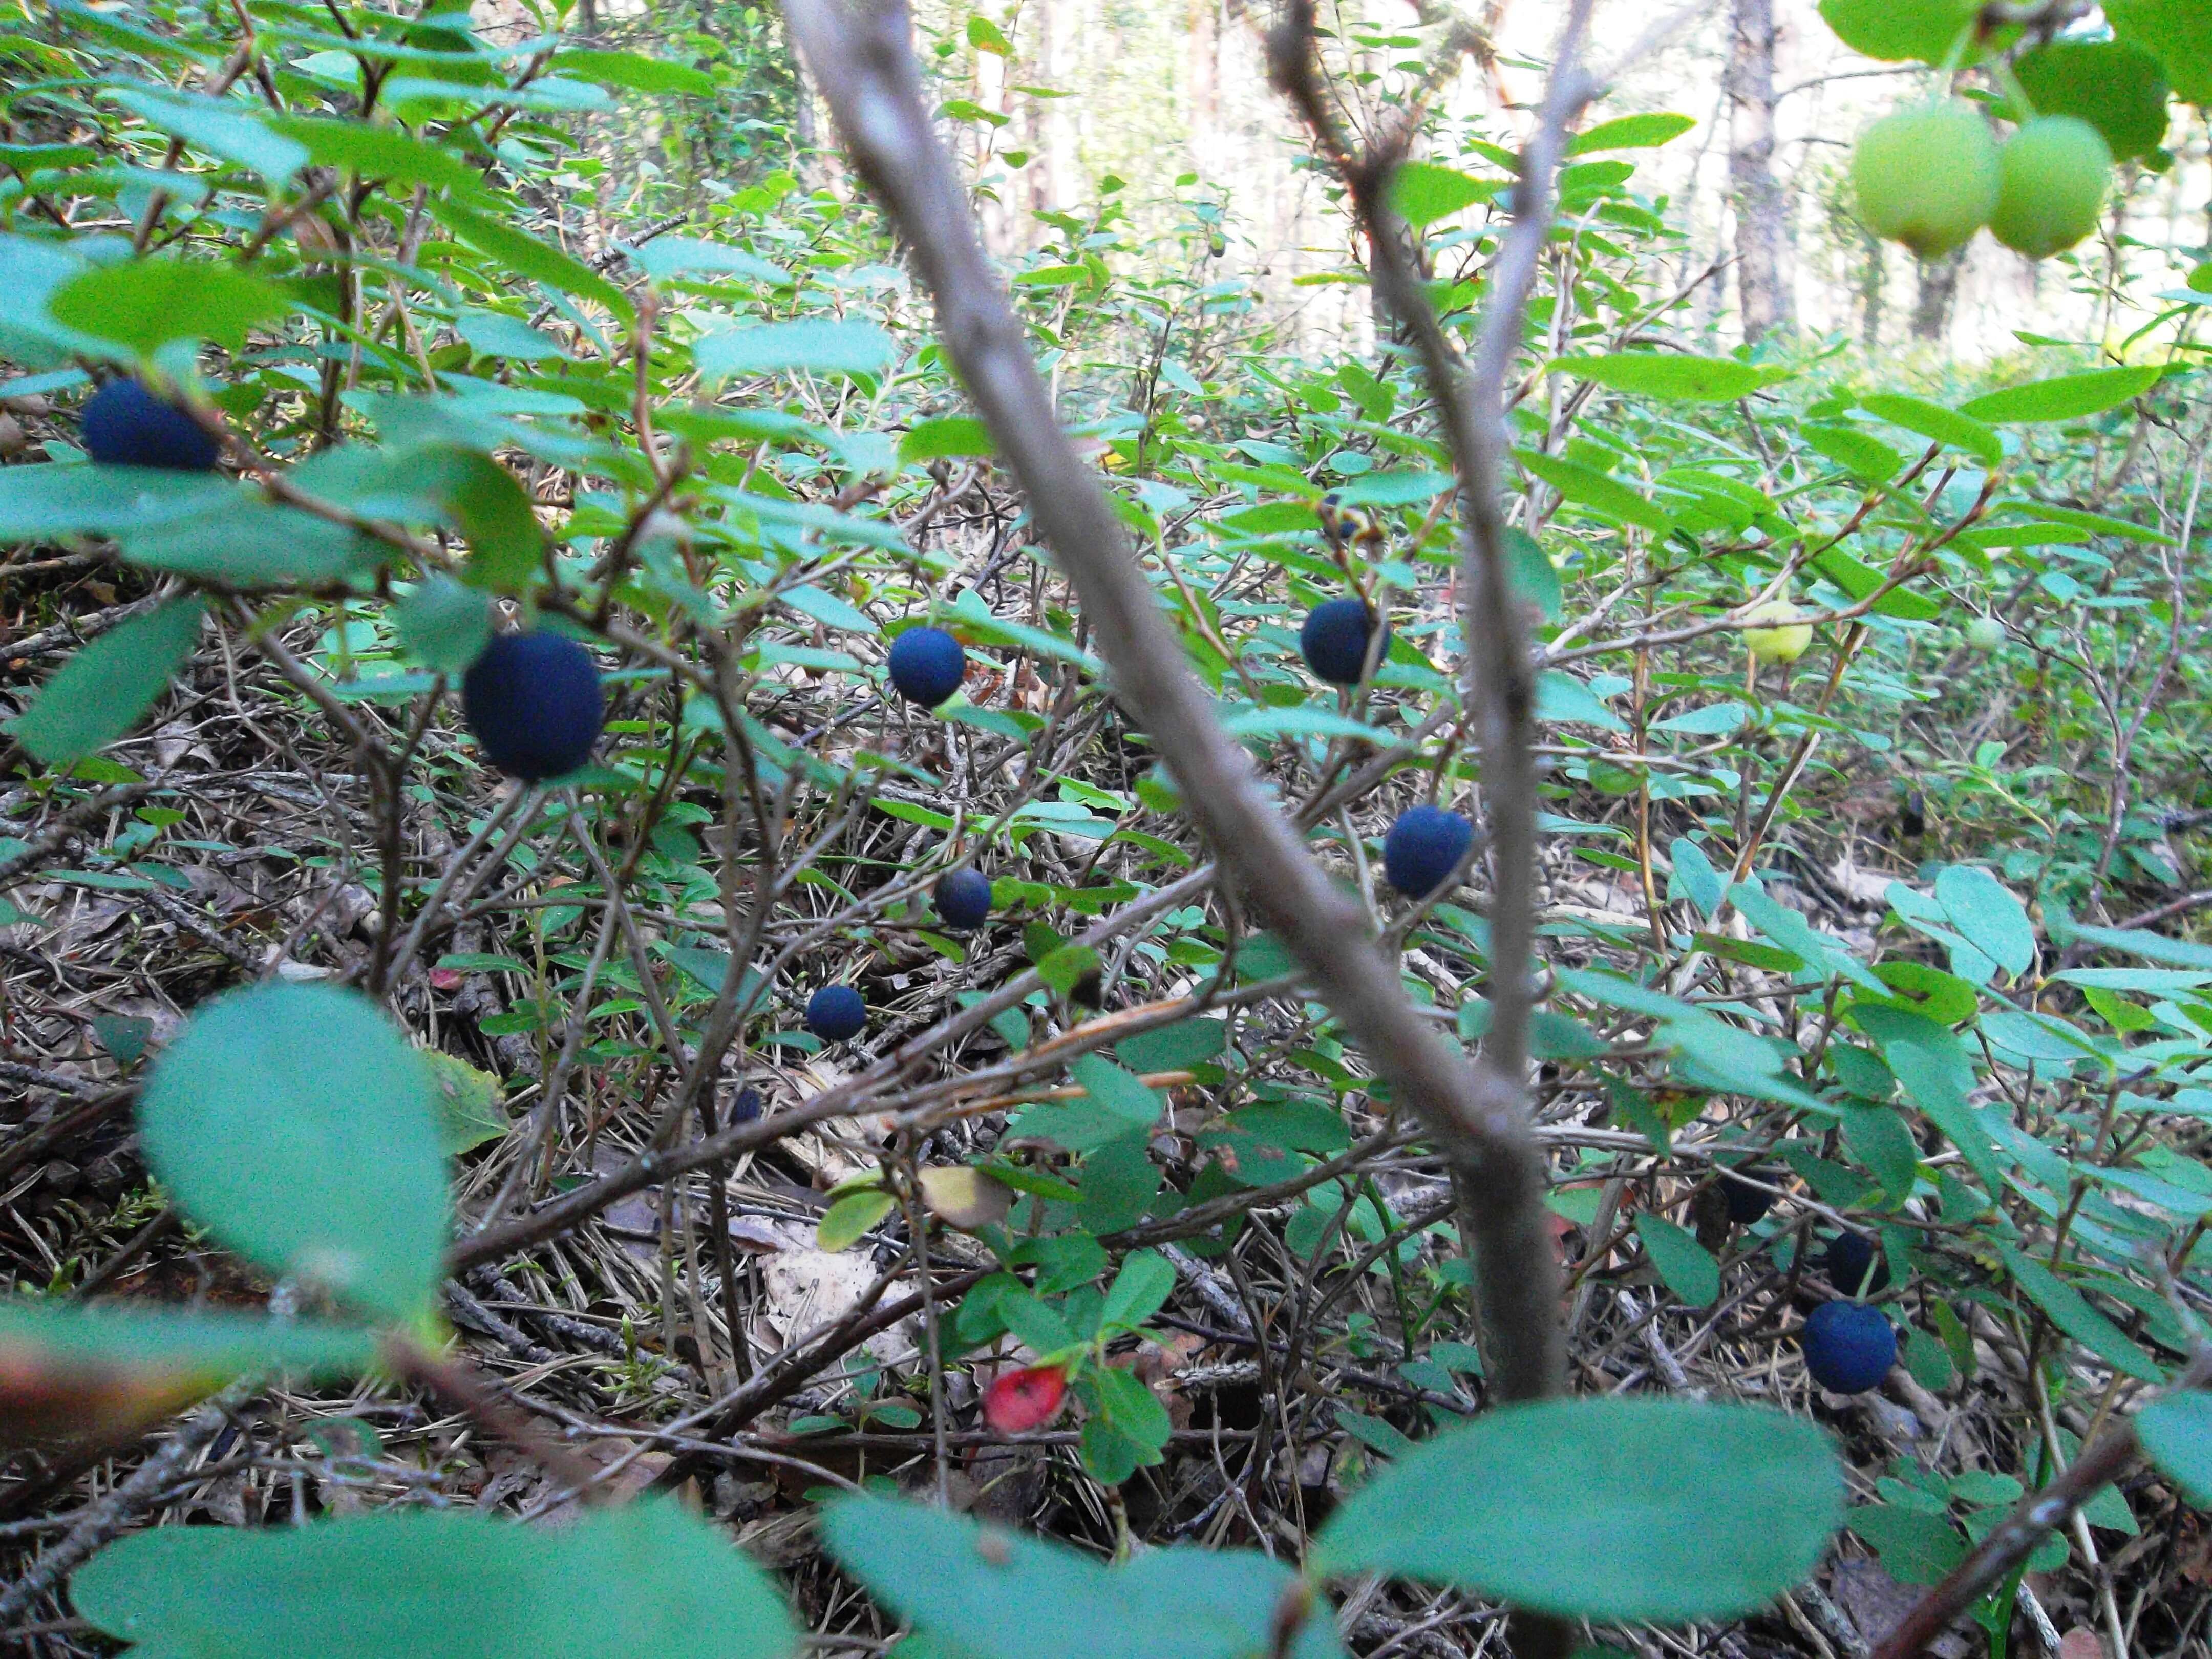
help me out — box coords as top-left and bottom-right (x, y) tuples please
(1875, 1359), (2212, 1659)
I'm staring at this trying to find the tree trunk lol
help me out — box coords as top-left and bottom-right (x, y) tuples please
(1726, 0), (1793, 344)
(1859, 230), (1886, 348)
(1912, 249), (1966, 343)
(1188, 0), (1218, 179)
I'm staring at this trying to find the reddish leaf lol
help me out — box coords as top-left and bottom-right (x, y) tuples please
(983, 1365), (1067, 1435)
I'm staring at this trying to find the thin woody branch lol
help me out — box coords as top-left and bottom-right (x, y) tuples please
(1267, 0), (1598, 1395)
(1874, 1353), (2212, 1659)
(779, 0), (1562, 1407)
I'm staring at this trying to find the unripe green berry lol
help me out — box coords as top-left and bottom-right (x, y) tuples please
(1743, 601), (1813, 666)
(1991, 116), (2112, 260)
(1964, 615), (2005, 651)
(1851, 101), (2001, 258)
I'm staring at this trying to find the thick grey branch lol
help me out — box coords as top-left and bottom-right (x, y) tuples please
(781, 0), (1561, 1404)
(1267, 0), (1597, 1397)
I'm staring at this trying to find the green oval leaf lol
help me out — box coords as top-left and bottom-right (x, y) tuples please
(1800, 421), (1903, 482)
(0, 1300), (376, 1386)
(1549, 353), (1788, 402)
(138, 982), (448, 1326)
(697, 318), (898, 384)
(1516, 449), (1673, 534)
(553, 48), (716, 96)
(1959, 366), (2164, 424)
(49, 260), (290, 355)
(1816, 0), (1976, 62)
(821, 1494), (1345, 1659)
(1313, 1396), (1844, 1623)
(2107, 0), (2212, 103)
(109, 88), (307, 178)
(1933, 864), (2037, 977)
(1858, 394), (2003, 464)
(73, 1500), (795, 1659)
(817, 1188), (896, 1251)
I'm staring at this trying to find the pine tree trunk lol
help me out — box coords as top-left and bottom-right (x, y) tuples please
(1726, 0), (1793, 344)
(1912, 249), (1966, 342)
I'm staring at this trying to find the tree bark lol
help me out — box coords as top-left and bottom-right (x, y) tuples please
(1858, 228), (1886, 349)
(1912, 248), (1966, 343)
(1726, 0), (1793, 344)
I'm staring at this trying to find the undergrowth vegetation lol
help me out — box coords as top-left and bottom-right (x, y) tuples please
(2, 1), (2212, 1658)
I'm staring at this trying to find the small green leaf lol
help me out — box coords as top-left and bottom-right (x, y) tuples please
(2138, 1391), (2212, 1505)
(8, 596), (204, 765)
(1315, 1397), (1843, 1623)
(2015, 40), (2171, 160)
(138, 982), (448, 1325)
(900, 416), (995, 463)
(1568, 113), (1695, 152)
(0, 1300), (376, 1387)
(1997, 1245), (2162, 1382)
(2107, 0), (2212, 103)
(1800, 422), (1902, 482)
(109, 88), (307, 178)
(455, 310), (564, 362)
(1100, 1251), (1175, 1330)
(121, 499), (387, 588)
(422, 1050), (507, 1156)
(0, 463), (231, 541)
(1071, 1055), (1162, 1133)
(1845, 1503), (1968, 1585)
(1516, 449), (1672, 533)
(73, 1500), (795, 1659)
(628, 237), (791, 287)
(1036, 943), (1102, 997)
(1858, 394), (2002, 464)
(273, 116), (493, 200)
(1114, 1018), (1225, 1072)
(1390, 161), (1495, 227)
(395, 576), (493, 673)
(818, 1189), (897, 1251)
(1634, 1214), (1720, 1306)
(1854, 1006), (2003, 1195)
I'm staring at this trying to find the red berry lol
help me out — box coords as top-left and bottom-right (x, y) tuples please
(982, 1364), (1067, 1434)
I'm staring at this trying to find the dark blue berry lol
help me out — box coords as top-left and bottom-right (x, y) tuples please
(1801, 1301), (1896, 1394)
(1824, 1231), (1892, 1296)
(888, 626), (966, 707)
(806, 985), (866, 1042)
(1720, 1164), (1777, 1225)
(732, 1087), (762, 1124)
(935, 867), (994, 929)
(460, 632), (604, 783)
(1382, 804), (1474, 898)
(1300, 597), (1389, 686)
(82, 378), (220, 472)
